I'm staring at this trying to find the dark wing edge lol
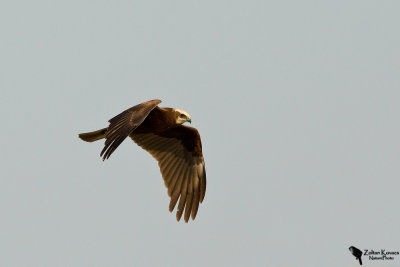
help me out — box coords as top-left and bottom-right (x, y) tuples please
(131, 125), (206, 222)
(100, 99), (161, 160)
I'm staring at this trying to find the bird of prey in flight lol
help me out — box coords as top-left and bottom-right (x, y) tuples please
(79, 99), (206, 223)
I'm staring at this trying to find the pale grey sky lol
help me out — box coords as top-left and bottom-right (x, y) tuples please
(1, 1), (399, 267)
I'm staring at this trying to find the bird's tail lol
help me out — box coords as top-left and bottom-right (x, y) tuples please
(78, 128), (107, 142)
(358, 257), (362, 265)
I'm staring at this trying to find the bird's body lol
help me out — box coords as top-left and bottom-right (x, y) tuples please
(79, 99), (206, 222)
(349, 246), (363, 265)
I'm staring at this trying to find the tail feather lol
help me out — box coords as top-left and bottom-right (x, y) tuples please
(359, 257), (362, 265)
(79, 128), (107, 142)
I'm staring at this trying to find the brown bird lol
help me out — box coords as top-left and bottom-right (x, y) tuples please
(78, 99), (206, 223)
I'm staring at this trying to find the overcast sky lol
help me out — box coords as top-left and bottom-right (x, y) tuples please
(1, 1), (399, 267)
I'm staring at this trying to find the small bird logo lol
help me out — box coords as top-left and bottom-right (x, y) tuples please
(349, 246), (363, 265)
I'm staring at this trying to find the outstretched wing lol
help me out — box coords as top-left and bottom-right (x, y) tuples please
(100, 99), (161, 160)
(131, 125), (206, 222)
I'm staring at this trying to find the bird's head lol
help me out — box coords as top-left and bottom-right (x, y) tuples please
(174, 109), (191, 125)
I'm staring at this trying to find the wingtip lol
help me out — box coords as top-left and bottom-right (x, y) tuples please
(149, 99), (162, 105)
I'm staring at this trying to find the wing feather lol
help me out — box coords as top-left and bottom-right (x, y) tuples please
(159, 147), (179, 173)
(167, 159), (186, 196)
(184, 172), (194, 223)
(171, 165), (188, 199)
(162, 156), (182, 184)
(198, 163), (206, 203)
(176, 168), (190, 221)
(169, 166), (189, 212)
(191, 173), (200, 220)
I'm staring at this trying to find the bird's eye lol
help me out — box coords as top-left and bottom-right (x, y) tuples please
(179, 114), (186, 118)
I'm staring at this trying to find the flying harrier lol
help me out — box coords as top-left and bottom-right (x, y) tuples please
(79, 99), (206, 223)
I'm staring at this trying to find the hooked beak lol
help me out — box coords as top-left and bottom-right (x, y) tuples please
(187, 118), (192, 124)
